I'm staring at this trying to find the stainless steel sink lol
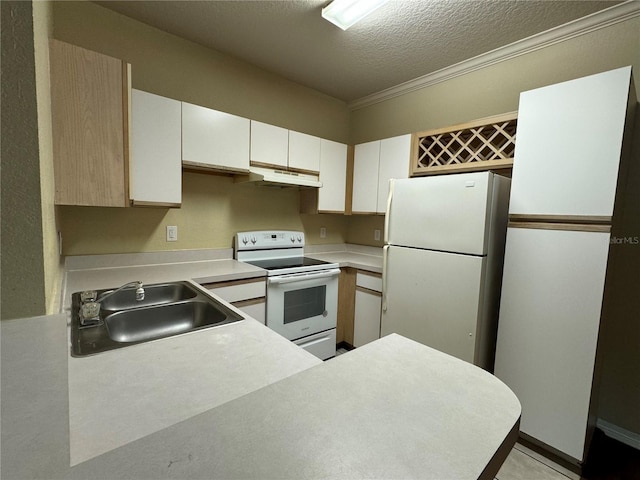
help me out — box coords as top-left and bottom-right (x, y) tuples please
(70, 281), (243, 357)
(99, 282), (198, 311)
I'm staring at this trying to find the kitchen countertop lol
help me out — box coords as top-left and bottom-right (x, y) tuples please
(62, 245), (383, 309)
(1, 312), (520, 479)
(305, 244), (383, 274)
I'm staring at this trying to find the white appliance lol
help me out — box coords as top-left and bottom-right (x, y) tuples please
(494, 66), (635, 465)
(381, 171), (511, 370)
(235, 231), (339, 360)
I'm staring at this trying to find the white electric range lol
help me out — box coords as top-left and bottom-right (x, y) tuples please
(235, 231), (339, 360)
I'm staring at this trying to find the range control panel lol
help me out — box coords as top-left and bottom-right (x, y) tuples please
(235, 230), (305, 251)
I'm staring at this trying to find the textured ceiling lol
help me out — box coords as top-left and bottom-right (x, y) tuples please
(94, 0), (621, 102)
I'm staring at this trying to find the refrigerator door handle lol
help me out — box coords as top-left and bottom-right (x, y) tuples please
(382, 245), (389, 312)
(383, 179), (394, 245)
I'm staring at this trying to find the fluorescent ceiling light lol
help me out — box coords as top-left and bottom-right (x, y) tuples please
(322, 0), (391, 30)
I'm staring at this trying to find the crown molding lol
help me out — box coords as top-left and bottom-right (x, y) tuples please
(348, 1), (640, 111)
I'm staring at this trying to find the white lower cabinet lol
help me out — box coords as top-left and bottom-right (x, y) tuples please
(353, 272), (382, 347)
(202, 277), (266, 324)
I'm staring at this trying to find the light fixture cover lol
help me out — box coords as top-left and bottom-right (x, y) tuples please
(322, 0), (390, 30)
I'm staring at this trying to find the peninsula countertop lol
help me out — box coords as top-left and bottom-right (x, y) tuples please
(1, 312), (520, 480)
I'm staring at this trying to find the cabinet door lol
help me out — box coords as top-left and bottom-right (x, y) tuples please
(352, 140), (380, 214)
(130, 90), (181, 206)
(510, 67), (631, 218)
(182, 102), (250, 173)
(376, 134), (411, 214)
(494, 227), (609, 461)
(288, 131), (321, 173)
(50, 40), (128, 207)
(250, 120), (288, 168)
(318, 139), (347, 213)
(354, 288), (382, 348)
(237, 300), (266, 325)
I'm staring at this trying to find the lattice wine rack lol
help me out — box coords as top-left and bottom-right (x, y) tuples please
(410, 112), (517, 176)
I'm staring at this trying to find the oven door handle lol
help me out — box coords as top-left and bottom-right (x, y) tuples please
(267, 268), (341, 285)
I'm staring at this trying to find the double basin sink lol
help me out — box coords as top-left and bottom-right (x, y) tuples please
(70, 281), (243, 357)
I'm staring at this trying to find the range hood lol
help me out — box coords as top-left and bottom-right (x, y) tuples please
(235, 166), (323, 188)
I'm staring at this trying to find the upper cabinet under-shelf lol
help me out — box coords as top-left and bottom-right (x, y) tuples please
(411, 112), (517, 176)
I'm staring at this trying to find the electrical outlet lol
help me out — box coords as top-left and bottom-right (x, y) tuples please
(374, 229), (381, 241)
(166, 225), (178, 242)
(320, 227), (327, 239)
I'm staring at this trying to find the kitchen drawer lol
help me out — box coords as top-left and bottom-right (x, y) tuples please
(204, 277), (266, 303)
(356, 271), (382, 293)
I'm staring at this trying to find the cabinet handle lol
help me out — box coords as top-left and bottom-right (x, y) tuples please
(382, 245), (389, 312)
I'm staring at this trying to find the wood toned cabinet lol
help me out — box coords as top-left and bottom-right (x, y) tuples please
(336, 268), (382, 348)
(182, 102), (250, 174)
(352, 134), (411, 214)
(50, 39), (130, 207)
(202, 277), (266, 324)
(130, 89), (182, 207)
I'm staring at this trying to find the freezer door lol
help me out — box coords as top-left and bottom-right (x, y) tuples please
(381, 245), (485, 365)
(494, 227), (609, 461)
(510, 66), (631, 217)
(386, 172), (493, 255)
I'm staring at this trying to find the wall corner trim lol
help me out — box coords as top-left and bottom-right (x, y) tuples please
(348, 1), (640, 111)
(596, 418), (640, 450)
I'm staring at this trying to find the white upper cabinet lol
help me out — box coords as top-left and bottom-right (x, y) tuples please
(130, 89), (182, 206)
(181, 102), (250, 173)
(352, 140), (381, 214)
(250, 120), (289, 168)
(289, 130), (321, 173)
(510, 66), (632, 218)
(317, 139), (348, 212)
(377, 134), (412, 214)
(352, 134), (411, 214)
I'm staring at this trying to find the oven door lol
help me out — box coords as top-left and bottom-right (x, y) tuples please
(266, 268), (340, 341)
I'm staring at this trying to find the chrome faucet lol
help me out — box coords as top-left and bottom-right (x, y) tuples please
(79, 281), (145, 326)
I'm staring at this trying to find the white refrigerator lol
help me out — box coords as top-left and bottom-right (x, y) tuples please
(381, 171), (510, 371)
(493, 66), (635, 464)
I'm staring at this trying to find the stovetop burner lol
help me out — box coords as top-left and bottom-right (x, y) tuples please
(244, 257), (332, 271)
(234, 230), (339, 276)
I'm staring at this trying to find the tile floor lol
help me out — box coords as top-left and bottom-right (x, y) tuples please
(497, 443), (579, 480)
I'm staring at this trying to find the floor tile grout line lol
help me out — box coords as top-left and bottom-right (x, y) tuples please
(514, 446), (575, 480)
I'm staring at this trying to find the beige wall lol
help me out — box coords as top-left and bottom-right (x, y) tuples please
(59, 173), (348, 255)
